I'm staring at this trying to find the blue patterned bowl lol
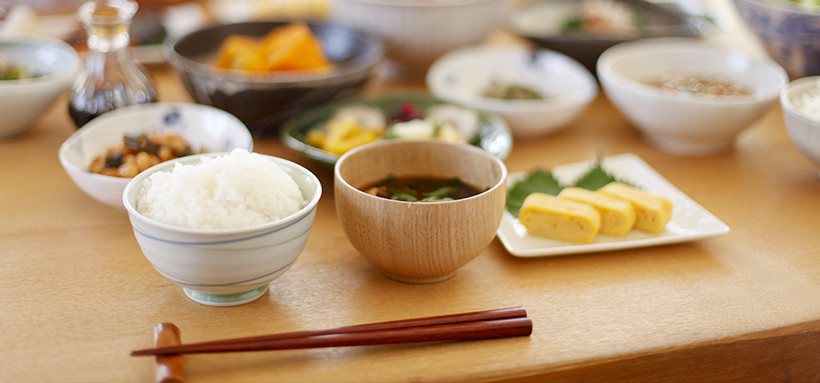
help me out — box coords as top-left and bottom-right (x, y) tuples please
(123, 152), (322, 306)
(733, 0), (820, 79)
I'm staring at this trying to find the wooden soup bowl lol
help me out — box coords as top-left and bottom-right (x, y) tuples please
(334, 139), (507, 283)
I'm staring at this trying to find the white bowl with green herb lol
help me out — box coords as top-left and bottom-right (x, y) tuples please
(427, 45), (597, 138)
(0, 34), (80, 139)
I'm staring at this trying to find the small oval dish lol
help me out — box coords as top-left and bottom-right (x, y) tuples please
(59, 102), (253, 210)
(427, 45), (597, 138)
(280, 93), (513, 165)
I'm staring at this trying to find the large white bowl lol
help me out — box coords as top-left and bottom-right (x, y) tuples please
(59, 102), (253, 210)
(427, 45), (597, 138)
(0, 34), (80, 139)
(332, 0), (508, 75)
(597, 38), (788, 156)
(780, 76), (820, 178)
(123, 152), (322, 306)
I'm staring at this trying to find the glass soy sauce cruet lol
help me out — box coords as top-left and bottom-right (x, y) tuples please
(68, 0), (156, 128)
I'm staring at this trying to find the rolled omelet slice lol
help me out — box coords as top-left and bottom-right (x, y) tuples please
(558, 187), (636, 237)
(598, 182), (672, 233)
(519, 193), (601, 243)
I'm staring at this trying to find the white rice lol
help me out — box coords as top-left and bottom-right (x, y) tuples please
(797, 91), (820, 121)
(136, 149), (306, 230)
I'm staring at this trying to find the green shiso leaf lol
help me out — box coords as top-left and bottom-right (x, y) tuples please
(570, 160), (620, 191)
(506, 168), (561, 216)
(506, 158), (631, 218)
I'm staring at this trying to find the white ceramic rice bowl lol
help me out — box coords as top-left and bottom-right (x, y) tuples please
(123, 152), (322, 306)
(427, 45), (597, 138)
(59, 102), (253, 210)
(597, 38), (788, 156)
(780, 76), (820, 178)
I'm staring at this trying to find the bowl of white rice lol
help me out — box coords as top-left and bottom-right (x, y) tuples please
(123, 149), (322, 306)
(781, 76), (820, 179)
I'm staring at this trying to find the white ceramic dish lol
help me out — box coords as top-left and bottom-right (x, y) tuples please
(497, 153), (730, 257)
(59, 102), (253, 210)
(780, 76), (820, 178)
(332, 0), (508, 75)
(597, 38), (788, 156)
(427, 45), (597, 138)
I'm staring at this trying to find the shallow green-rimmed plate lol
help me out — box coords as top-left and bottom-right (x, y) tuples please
(280, 93), (513, 166)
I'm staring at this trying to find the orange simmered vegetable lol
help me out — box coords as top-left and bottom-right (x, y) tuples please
(213, 23), (332, 72)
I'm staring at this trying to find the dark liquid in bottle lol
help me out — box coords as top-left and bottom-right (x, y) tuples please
(68, 102), (105, 128)
(68, 93), (157, 128)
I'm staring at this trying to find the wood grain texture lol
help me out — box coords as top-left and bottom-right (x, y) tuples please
(1, 15), (819, 382)
(334, 139), (507, 283)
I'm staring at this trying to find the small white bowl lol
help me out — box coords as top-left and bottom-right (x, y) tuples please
(780, 76), (820, 178)
(332, 0), (508, 75)
(123, 152), (322, 306)
(427, 45), (597, 138)
(0, 34), (80, 139)
(59, 103), (253, 210)
(597, 38), (788, 156)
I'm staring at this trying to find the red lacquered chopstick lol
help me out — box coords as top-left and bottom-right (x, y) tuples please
(131, 307), (531, 357)
(169, 306), (525, 348)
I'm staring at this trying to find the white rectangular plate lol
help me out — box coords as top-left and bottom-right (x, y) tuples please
(497, 153), (730, 257)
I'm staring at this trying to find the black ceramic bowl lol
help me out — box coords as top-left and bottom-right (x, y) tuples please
(733, 0), (820, 79)
(507, 0), (707, 75)
(164, 21), (384, 137)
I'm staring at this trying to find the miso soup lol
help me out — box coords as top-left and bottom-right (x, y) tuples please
(362, 174), (482, 202)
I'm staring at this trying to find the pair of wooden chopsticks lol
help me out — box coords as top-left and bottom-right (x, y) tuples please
(132, 306), (532, 357)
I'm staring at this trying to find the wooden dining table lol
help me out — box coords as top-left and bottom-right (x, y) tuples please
(2, 6), (820, 381)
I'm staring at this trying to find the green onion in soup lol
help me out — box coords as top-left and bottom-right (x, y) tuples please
(362, 174), (483, 202)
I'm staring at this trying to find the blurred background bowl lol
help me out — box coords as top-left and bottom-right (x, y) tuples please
(597, 38), (787, 156)
(0, 34), (80, 139)
(780, 76), (820, 178)
(732, 0), (820, 79)
(164, 20), (384, 137)
(427, 45), (597, 138)
(59, 102), (253, 210)
(123, 152), (322, 306)
(332, 0), (508, 77)
(507, 0), (707, 75)
(335, 139), (507, 284)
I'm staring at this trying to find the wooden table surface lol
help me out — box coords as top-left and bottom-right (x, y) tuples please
(3, 17), (820, 383)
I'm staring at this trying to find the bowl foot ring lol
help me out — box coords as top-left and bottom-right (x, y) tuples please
(183, 285), (269, 307)
(380, 270), (457, 284)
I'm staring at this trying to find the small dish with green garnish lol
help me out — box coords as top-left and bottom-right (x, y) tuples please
(0, 34), (80, 139)
(427, 45), (597, 138)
